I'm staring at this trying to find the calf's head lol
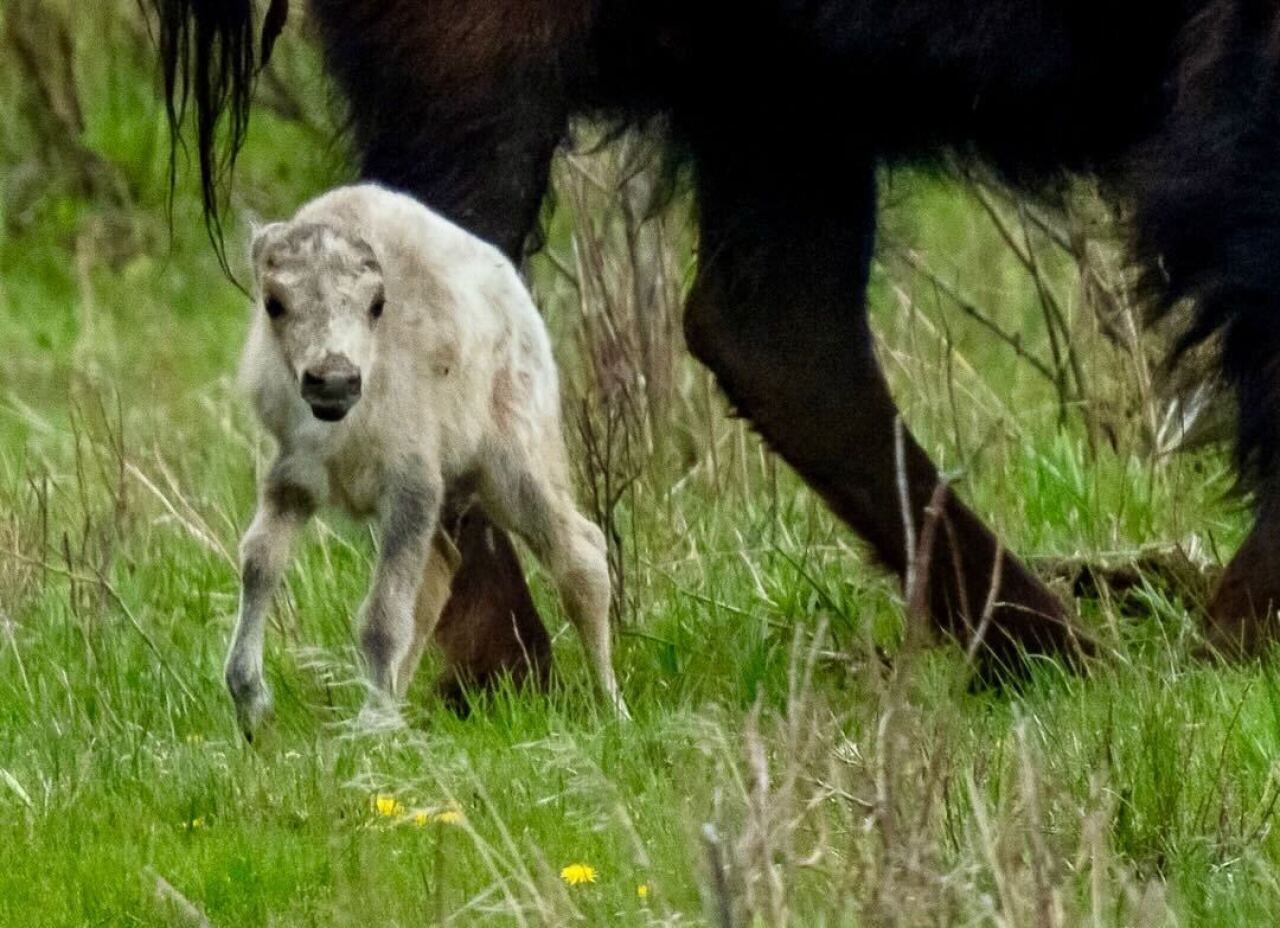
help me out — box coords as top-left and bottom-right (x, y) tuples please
(251, 221), (385, 422)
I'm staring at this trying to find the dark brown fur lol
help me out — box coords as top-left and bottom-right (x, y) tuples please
(432, 508), (552, 713)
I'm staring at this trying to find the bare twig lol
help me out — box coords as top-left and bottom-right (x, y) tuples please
(965, 544), (1005, 668)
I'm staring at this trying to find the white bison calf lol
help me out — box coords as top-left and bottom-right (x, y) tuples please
(226, 183), (625, 738)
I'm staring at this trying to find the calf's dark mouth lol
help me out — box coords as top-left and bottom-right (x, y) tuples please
(308, 402), (351, 422)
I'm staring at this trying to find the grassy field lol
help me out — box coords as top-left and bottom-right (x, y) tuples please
(3, 5), (1280, 926)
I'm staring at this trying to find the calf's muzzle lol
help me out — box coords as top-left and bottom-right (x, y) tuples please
(301, 355), (362, 421)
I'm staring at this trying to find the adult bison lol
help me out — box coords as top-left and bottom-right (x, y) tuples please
(153, 0), (1280, 672)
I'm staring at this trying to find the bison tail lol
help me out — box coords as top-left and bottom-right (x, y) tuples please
(149, 0), (288, 267)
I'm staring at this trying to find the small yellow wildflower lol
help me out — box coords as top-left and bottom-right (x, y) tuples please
(408, 807), (464, 827)
(560, 863), (598, 886)
(184, 734), (204, 745)
(637, 884), (649, 899)
(184, 816), (206, 831)
(373, 794), (405, 817)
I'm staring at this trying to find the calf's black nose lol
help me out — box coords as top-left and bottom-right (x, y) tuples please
(301, 368), (361, 399)
(300, 356), (362, 421)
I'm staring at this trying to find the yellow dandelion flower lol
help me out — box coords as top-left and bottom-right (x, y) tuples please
(637, 884), (649, 899)
(184, 816), (206, 831)
(373, 794), (405, 817)
(560, 863), (598, 886)
(408, 806), (464, 827)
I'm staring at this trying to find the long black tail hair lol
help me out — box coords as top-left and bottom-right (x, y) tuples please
(149, 0), (288, 270)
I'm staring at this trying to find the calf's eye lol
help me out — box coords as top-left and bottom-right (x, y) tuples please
(265, 297), (286, 319)
(370, 297), (385, 320)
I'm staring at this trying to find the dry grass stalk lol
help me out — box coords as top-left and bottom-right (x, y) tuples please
(541, 134), (691, 623)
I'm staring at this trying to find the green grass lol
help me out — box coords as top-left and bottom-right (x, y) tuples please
(2, 5), (1278, 925)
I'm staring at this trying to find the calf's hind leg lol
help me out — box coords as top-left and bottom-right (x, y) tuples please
(682, 126), (1093, 672)
(395, 530), (461, 699)
(481, 453), (627, 718)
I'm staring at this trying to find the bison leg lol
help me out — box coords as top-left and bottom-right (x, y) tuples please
(431, 507), (552, 714)
(683, 136), (1092, 672)
(1124, 26), (1280, 657)
(1208, 502), (1280, 656)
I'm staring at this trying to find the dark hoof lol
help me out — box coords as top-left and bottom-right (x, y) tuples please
(436, 676), (473, 718)
(964, 578), (1097, 687)
(1202, 516), (1280, 659)
(1203, 577), (1275, 660)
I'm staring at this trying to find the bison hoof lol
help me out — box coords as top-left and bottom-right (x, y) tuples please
(1204, 516), (1280, 659)
(964, 564), (1097, 684)
(1205, 577), (1277, 660)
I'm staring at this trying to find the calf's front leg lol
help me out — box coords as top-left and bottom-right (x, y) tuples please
(358, 469), (442, 716)
(395, 529), (461, 698)
(227, 465), (317, 741)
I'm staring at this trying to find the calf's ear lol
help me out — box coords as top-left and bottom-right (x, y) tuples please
(249, 221), (288, 267)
